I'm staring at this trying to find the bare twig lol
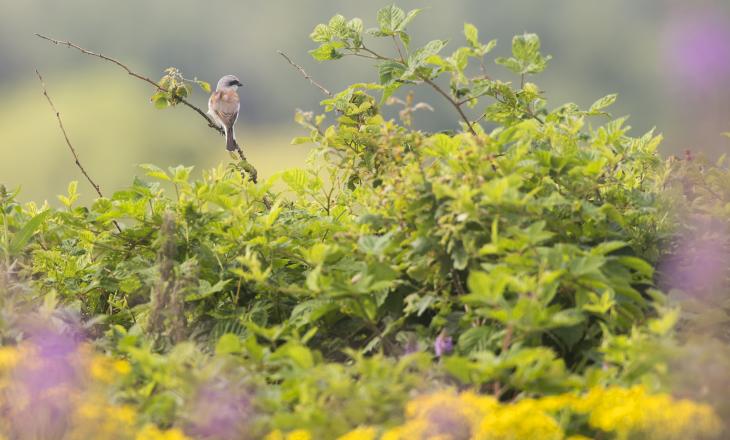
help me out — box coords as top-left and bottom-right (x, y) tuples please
(34, 33), (224, 136)
(276, 50), (332, 97)
(35, 69), (123, 234)
(420, 76), (478, 136)
(36, 33), (262, 186)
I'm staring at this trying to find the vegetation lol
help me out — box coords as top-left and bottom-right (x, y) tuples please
(0, 5), (727, 439)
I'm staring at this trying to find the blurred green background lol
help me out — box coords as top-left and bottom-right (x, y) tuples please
(1, 0), (729, 203)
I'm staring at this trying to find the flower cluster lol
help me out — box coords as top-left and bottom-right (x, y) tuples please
(0, 340), (190, 440)
(318, 386), (722, 440)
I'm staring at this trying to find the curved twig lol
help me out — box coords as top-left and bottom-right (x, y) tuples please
(35, 33), (224, 136)
(35, 69), (123, 233)
(276, 50), (332, 97)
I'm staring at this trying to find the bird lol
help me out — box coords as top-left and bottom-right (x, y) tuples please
(208, 75), (243, 151)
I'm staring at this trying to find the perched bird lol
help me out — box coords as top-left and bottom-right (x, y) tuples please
(208, 75), (243, 151)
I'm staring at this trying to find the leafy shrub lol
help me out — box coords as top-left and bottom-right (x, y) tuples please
(0, 4), (726, 439)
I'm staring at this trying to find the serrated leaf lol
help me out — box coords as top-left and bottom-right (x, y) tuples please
(377, 4), (406, 34)
(139, 164), (170, 181)
(310, 41), (345, 61)
(378, 60), (406, 85)
(310, 23), (332, 42)
(464, 23), (479, 48)
(589, 94), (618, 114)
(396, 8), (422, 32)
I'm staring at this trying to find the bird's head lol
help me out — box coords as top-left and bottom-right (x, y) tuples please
(216, 74), (243, 91)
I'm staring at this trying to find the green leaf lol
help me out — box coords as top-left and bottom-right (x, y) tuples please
(152, 94), (169, 109)
(377, 4), (406, 34)
(648, 308), (679, 335)
(310, 23), (332, 42)
(358, 233), (391, 256)
(396, 8), (422, 32)
(496, 33), (551, 75)
(378, 60), (406, 85)
(616, 256), (654, 278)
(591, 241), (628, 255)
(589, 94), (618, 114)
(466, 270), (503, 303)
(310, 41), (346, 61)
(9, 210), (49, 255)
(196, 80), (211, 94)
(273, 343), (314, 369)
(215, 333), (242, 355)
(139, 163), (171, 181)
(185, 280), (229, 302)
(464, 23), (479, 48)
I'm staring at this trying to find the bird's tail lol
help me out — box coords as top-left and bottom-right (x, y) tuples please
(225, 126), (238, 152)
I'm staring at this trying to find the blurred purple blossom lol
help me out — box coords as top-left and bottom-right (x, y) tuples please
(185, 379), (254, 439)
(663, 9), (730, 91)
(8, 316), (85, 439)
(434, 331), (453, 357)
(659, 218), (730, 299)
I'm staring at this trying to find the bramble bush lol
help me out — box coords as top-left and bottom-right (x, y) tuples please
(0, 4), (727, 439)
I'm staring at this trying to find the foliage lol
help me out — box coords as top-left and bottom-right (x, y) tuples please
(0, 4), (726, 439)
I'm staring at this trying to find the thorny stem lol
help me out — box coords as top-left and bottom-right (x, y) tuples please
(35, 34), (224, 136)
(276, 50), (332, 97)
(35, 69), (123, 234)
(421, 76), (478, 136)
(35, 34), (261, 187)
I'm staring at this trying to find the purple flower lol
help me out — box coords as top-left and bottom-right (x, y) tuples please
(663, 9), (730, 90)
(7, 317), (85, 439)
(434, 331), (453, 357)
(185, 379), (254, 439)
(659, 217), (729, 300)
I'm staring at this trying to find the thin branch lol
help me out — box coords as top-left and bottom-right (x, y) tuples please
(392, 36), (406, 63)
(35, 69), (123, 234)
(276, 50), (332, 97)
(231, 146), (258, 184)
(420, 76), (478, 136)
(34, 33), (224, 136)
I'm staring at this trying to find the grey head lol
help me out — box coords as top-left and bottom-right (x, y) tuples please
(215, 75), (243, 91)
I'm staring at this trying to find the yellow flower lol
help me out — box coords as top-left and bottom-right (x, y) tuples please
(265, 430), (313, 440)
(136, 424), (191, 440)
(402, 389), (496, 439)
(477, 399), (564, 440)
(0, 346), (20, 371)
(337, 426), (377, 440)
(113, 359), (132, 375)
(569, 385), (722, 440)
(286, 429), (312, 440)
(89, 356), (131, 383)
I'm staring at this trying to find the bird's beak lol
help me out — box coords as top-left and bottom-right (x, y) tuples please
(235, 80), (244, 87)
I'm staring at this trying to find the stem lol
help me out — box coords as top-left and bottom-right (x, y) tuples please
(35, 34), (223, 135)
(1, 211), (8, 266)
(392, 36), (406, 63)
(421, 77), (477, 136)
(493, 323), (514, 398)
(35, 70), (123, 234)
(276, 50), (332, 97)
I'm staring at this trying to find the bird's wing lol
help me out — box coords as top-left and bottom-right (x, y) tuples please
(210, 90), (240, 127)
